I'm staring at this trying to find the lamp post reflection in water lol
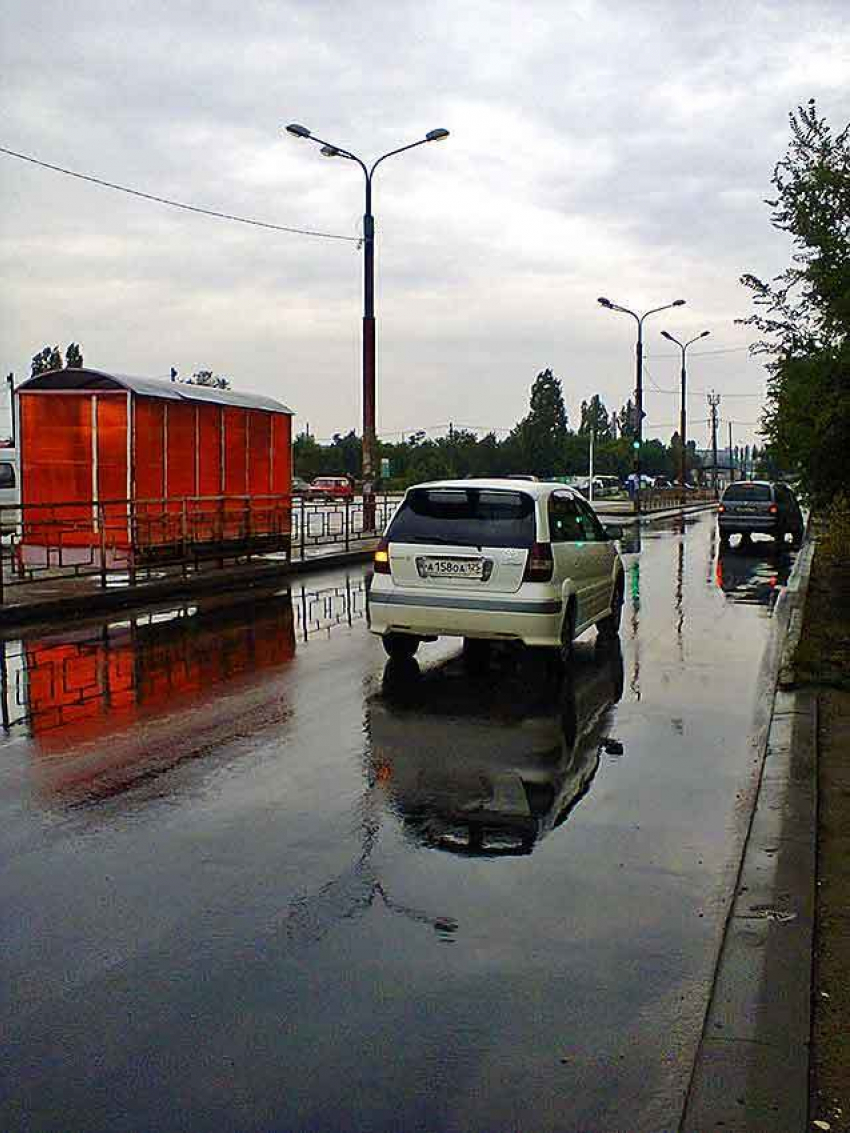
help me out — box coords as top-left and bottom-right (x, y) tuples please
(629, 559), (641, 701)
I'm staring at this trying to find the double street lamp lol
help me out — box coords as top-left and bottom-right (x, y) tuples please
(660, 329), (710, 489)
(284, 122), (450, 529)
(597, 296), (686, 510)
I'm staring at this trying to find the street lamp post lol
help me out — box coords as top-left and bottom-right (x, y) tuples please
(597, 296), (686, 512)
(284, 122), (449, 530)
(659, 329), (710, 489)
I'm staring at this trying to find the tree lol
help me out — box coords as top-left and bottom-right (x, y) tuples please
(65, 343), (84, 368)
(511, 368), (569, 476)
(185, 369), (231, 389)
(739, 100), (850, 503)
(579, 395), (612, 440)
(30, 343), (85, 376)
(614, 398), (637, 440)
(31, 346), (63, 376)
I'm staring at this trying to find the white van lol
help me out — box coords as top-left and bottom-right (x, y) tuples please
(0, 448), (19, 533)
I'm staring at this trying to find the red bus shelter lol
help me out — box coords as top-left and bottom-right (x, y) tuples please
(15, 368), (294, 569)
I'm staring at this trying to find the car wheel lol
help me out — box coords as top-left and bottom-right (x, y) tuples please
(597, 578), (624, 641)
(719, 530), (731, 547)
(559, 602), (576, 669)
(381, 633), (420, 660)
(790, 526), (804, 549)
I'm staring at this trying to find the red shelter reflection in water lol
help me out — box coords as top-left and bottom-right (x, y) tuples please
(22, 594), (296, 802)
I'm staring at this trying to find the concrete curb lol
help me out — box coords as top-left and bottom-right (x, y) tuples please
(0, 545), (377, 633)
(681, 534), (818, 1131)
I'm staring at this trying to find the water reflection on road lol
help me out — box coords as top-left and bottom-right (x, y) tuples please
(368, 641), (623, 856)
(0, 514), (804, 1133)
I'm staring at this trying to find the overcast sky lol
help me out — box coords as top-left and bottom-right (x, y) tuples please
(1, 0), (848, 450)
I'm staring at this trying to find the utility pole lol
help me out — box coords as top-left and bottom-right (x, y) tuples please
(6, 373), (14, 448)
(728, 422), (734, 483)
(708, 392), (721, 497)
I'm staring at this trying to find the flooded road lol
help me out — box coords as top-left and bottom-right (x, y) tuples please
(0, 514), (797, 1132)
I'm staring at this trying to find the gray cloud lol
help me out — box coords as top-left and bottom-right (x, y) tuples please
(1, 0), (847, 445)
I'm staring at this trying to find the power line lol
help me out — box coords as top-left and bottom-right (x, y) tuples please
(646, 346), (752, 359)
(0, 144), (359, 243)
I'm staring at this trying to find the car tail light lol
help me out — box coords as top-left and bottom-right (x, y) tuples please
(373, 540), (391, 575)
(769, 504), (778, 514)
(718, 504), (726, 513)
(523, 542), (554, 582)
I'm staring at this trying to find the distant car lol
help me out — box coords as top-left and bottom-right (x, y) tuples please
(307, 476), (354, 502)
(0, 450), (19, 534)
(368, 478), (625, 664)
(291, 476), (311, 496)
(717, 480), (804, 548)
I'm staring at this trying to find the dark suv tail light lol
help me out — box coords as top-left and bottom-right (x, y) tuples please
(373, 539), (391, 575)
(523, 541), (554, 582)
(769, 504), (778, 514)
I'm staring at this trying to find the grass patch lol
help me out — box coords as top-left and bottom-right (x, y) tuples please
(794, 495), (850, 689)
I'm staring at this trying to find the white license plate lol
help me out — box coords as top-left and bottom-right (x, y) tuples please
(416, 556), (484, 580)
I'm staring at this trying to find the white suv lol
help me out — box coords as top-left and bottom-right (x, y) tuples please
(368, 479), (625, 663)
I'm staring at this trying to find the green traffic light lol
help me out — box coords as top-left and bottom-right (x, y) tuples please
(632, 441), (640, 450)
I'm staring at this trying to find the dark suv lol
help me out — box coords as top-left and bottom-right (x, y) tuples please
(718, 481), (804, 548)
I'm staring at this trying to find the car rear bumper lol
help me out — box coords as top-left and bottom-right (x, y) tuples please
(367, 586), (564, 647)
(718, 515), (779, 533)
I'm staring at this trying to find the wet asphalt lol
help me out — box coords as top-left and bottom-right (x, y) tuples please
(0, 513), (797, 1133)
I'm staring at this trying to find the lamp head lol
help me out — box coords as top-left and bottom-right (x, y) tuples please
(425, 128), (450, 142)
(320, 145), (342, 157)
(597, 296), (613, 308)
(700, 330), (711, 338)
(672, 299), (686, 307)
(660, 330), (674, 342)
(285, 123), (311, 139)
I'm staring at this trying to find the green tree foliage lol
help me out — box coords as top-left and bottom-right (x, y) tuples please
(185, 369), (231, 389)
(615, 398), (637, 439)
(65, 343), (84, 368)
(579, 395), (612, 440)
(292, 370), (693, 489)
(740, 100), (850, 503)
(31, 346), (63, 376)
(510, 367), (569, 476)
(31, 343), (85, 376)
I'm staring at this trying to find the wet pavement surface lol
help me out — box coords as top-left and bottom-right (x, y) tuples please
(0, 515), (797, 1132)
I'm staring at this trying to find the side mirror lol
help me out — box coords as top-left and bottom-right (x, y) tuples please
(604, 524), (623, 541)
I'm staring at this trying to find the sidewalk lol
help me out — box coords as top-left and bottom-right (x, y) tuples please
(684, 511), (849, 1131)
(0, 503), (717, 632)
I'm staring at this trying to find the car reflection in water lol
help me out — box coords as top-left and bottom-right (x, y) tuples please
(715, 543), (793, 610)
(367, 640), (624, 857)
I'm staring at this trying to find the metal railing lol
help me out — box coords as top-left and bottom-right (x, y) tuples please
(639, 488), (717, 512)
(0, 494), (293, 603)
(290, 494), (401, 556)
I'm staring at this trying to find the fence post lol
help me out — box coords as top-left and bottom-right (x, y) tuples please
(99, 502), (107, 589)
(181, 498), (189, 578)
(344, 496), (350, 552)
(300, 496), (306, 561)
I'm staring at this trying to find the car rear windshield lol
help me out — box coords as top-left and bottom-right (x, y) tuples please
(387, 488), (537, 548)
(723, 484), (772, 502)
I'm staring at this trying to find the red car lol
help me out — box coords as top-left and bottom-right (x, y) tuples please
(307, 476), (354, 502)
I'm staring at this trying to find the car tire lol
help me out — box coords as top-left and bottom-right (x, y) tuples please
(381, 633), (420, 660)
(719, 530), (731, 548)
(559, 602), (576, 669)
(462, 638), (491, 673)
(597, 577), (624, 641)
(790, 526), (804, 549)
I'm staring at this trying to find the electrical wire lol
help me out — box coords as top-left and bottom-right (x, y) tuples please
(0, 145), (359, 243)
